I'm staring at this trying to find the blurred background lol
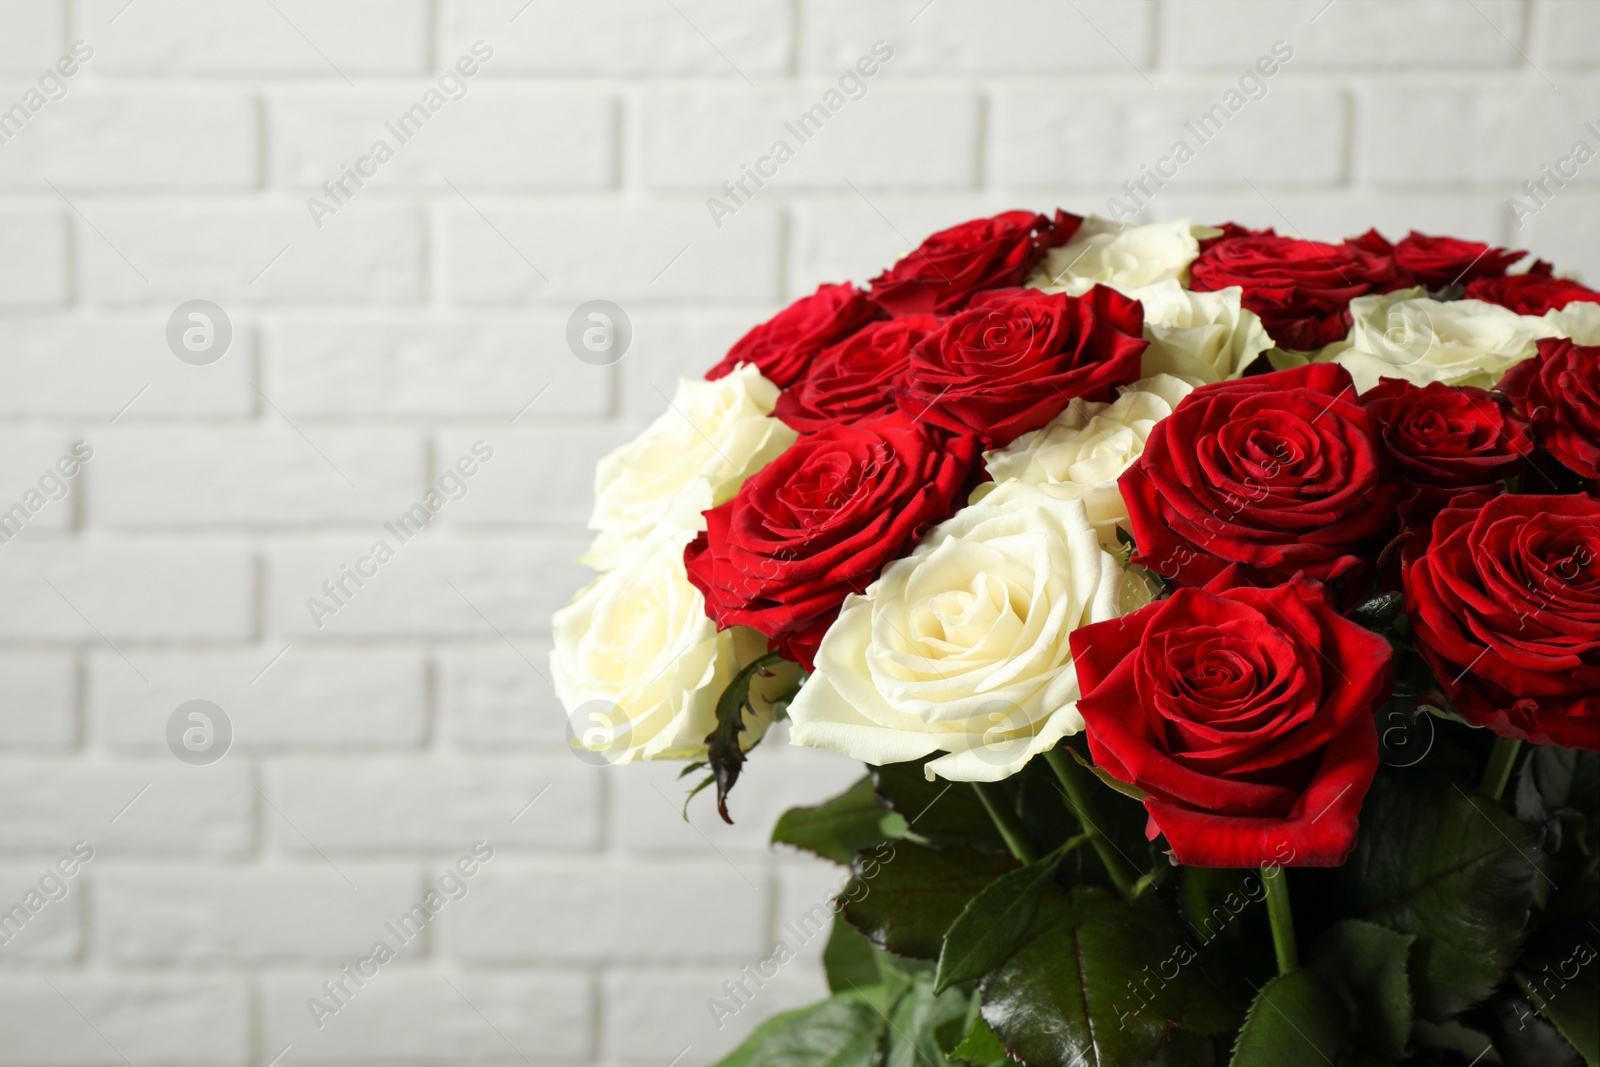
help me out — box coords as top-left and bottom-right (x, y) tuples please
(0, 0), (1594, 1063)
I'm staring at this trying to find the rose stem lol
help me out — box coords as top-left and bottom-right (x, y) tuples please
(1041, 748), (1140, 901)
(971, 782), (1039, 865)
(1261, 866), (1298, 975)
(1477, 736), (1524, 802)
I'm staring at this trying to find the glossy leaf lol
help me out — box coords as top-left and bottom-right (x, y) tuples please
(933, 852), (1063, 993)
(739, 995), (886, 1067)
(1227, 971), (1348, 1067)
(872, 761), (1005, 851)
(842, 841), (1016, 960)
(774, 776), (906, 865)
(1307, 919), (1414, 1060)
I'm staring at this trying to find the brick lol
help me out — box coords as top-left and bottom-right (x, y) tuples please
(0, 212), (66, 305)
(437, 645), (568, 752)
(89, 427), (427, 528)
(82, 0), (427, 74)
(0, 653), (75, 749)
(434, 424), (631, 528)
(0, 547), (252, 642)
(641, 88), (979, 192)
(1518, 192), (1600, 286)
(774, 862), (852, 967)
(444, 203), (783, 304)
(264, 757), (599, 852)
(0, 761), (252, 857)
(261, 971), (592, 1062)
(0, 94), (256, 190)
(0, 2), (63, 72)
(0, 431), (81, 535)
(98, 866), (422, 962)
(1360, 86), (1600, 187)
(262, 319), (609, 419)
(271, 91), (616, 191)
(618, 310), (768, 417)
(803, 0), (1154, 73)
(0, 861), (83, 961)
(88, 649), (426, 751)
(0, 976), (248, 1065)
(788, 197), (1017, 295)
(994, 87), (1347, 187)
(0, 319), (253, 418)
(1539, 0), (1600, 66)
(1166, 1), (1524, 68)
(444, 860), (766, 961)
(266, 537), (590, 638)
(440, 0), (790, 76)
(603, 965), (827, 1066)
(80, 204), (425, 305)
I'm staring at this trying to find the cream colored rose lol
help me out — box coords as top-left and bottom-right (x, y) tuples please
(786, 483), (1134, 783)
(552, 532), (791, 764)
(979, 374), (1193, 546)
(1029, 217), (1202, 294)
(1320, 287), (1561, 392)
(1546, 300), (1600, 343)
(1125, 281), (1272, 383)
(582, 365), (796, 569)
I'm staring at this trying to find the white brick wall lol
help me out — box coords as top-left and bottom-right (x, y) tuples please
(0, 1), (1592, 1062)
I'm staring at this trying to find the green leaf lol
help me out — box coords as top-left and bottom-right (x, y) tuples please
(872, 761), (1005, 851)
(885, 972), (970, 1067)
(1515, 974), (1599, 1067)
(949, 1010), (1009, 1067)
(842, 842), (1017, 960)
(1174, 867), (1272, 1031)
(1065, 744), (1149, 801)
(979, 889), (1192, 1067)
(773, 777), (906, 865)
(711, 1002), (830, 1067)
(735, 995), (887, 1067)
(704, 652), (788, 824)
(824, 915), (915, 1017)
(1227, 971), (1348, 1067)
(933, 852), (1063, 994)
(1307, 919), (1414, 1060)
(1339, 769), (1542, 1019)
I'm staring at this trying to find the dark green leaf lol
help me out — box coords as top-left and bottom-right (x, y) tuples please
(872, 761), (1005, 851)
(949, 1011), (1008, 1067)
(842, 842), (1017, 960)
(774, 776), (906, 865)
(979, 889), (1192, 1067)
(1516, 745), (1600, 859)
(1227, 971), (1348, 1067)
(933, 852), (1063, 994)
(705, 652), (788, 824)
(1339, 769), (1542, 1019)
(1307, 919), (1414, 1060)
(1175, 867), (1273, 1029)
(886, 972), (970, 1067)
(1349, 590), (1406, 630)
(1486, 990), (1587, 1067)
(711, 1002), (829, 1067)
(825, 915), (893, 999)
(738, 995), (887, 1067)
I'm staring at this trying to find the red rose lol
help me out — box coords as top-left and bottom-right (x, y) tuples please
(684, 412), (979, 670)
(1069, 570), (1388, 867)
(895, 286), (1147, 448)
(1352, 229), (1524, 290)
(1500, 338), (1600, 487)
(1404, 494), (1600, 751)
(1190, 227), (1407, 351)
(772, 315), (941, 433)
(1120, 363), (1397, 590)
(1464, 270), (1600, 316)
(1363, 379), (1531, 489)
(868, 209), (1080, 316)
(705, 283), (877, 388)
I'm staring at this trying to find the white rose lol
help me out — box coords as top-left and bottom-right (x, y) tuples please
(552, 532), (792, 764)
(1546, 300), (1600, 343)
(979, 374), (1194, 546)
(1029, 217), (1202, 294)
(1124, 280), (1272, 383)
(582, 364), (796, 570)
(1320, 287), (1561, 392)
(786, 483), (1135, 783)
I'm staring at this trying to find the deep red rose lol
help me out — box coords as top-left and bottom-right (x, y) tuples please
(1069, 570), (1388, 867)
(684, 412), (980, 669)
(705, 283), (877, 387)
(772, 315), (941, 433)
(1465, 270), (1600, 316)
(1120, 363), (1397, 590)
(1500, 338), (1600, 487)
(895, 285), (1147, 448)
(1190, 227), (1407, 351)
(1404, 494), (1600, 750)
(867, 209), (1080, 316)
(1362, 379), (1532, 536)
(1351, 229), (1524, 290)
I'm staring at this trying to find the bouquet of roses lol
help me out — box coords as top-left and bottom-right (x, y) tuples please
(552, 209), (1600, 1067)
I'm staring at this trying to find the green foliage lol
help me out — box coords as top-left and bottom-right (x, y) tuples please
(1227, 971), (1348, 1067)
(841, 841), (1017, 959)
(933, 848), (1066, 993)
(772, 776), (907, 865)
(1307, 919), (1415, 1060)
